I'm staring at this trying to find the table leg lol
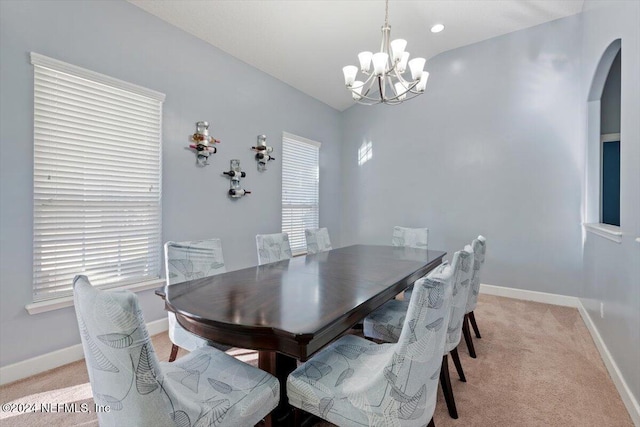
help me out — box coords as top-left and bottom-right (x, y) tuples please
(259, 351), (297, 426)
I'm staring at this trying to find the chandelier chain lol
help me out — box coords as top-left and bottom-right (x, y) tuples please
(384, 0), (389, 27)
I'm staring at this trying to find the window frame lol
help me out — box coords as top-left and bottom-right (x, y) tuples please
(281, 132), (321, 256)
(30, 53), (165, 305)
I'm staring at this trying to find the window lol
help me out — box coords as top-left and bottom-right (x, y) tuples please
(599, 50), (621, 227)
(585, 40), (622, 242)
(31, 53), (165, 302)
(282, 132), (321, 255)
(601, 135), (620, 226)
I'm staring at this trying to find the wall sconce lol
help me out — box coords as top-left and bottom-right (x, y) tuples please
(189, 121), (219, 166)
(223, 159), (251, 198)
(251, 135), (275, 171)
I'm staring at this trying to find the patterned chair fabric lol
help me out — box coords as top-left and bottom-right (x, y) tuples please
(165, 239), (227, 353)
(392, 226), (429, 249)
(287, 266), (453, 426)
(465, 236), (486, 314)
(256, 233), (292, 265)
(73, 275), (279, 427)
(444, 246), (474, 353)
(305, 228), (333, 254)
(364, 246), (472, 352)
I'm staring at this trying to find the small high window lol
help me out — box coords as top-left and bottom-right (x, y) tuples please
(599, 50), (621, 226)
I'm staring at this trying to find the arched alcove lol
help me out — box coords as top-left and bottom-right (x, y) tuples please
(585, 39), (622, 235)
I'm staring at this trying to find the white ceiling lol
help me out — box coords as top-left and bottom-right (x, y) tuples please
(128, 0), (585, 111)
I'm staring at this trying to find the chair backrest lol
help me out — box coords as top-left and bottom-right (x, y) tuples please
(305, 227), (332, 254)
(445, 246), (474, 353)
(73, 275), (175, 426)
(384, 262), (454, 423)
(164, 238), (226, 286)
(256, 233), (292, 265)
(466, 235), (487, 313)
(392, 226), (429, 249)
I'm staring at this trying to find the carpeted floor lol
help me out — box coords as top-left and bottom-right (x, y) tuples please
(0, 294), (633, 426)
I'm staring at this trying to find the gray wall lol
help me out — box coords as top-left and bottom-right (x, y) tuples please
(0, 0), (342, 367)
(340, 15), (585, 297)
(581, 0), (640, 406)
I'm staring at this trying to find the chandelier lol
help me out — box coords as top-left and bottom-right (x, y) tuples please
(342, 0), (429, 105)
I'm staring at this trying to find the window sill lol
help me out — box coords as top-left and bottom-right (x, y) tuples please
(583, 223), (623, 244)
(25, 278), (165, 315)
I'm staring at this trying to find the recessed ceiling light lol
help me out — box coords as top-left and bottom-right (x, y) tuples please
(431, 24), (445, 33)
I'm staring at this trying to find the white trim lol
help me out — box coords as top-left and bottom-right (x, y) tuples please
(577, 301), (640, 426)
(30, 52), (166, 101)
(0, 318), (168, 386)
(282, 131), (322, 148)
(479, 283), (579, 307)
(601, 133), (621, 142)
(583, 223), (623, 243)
(25, 279), (165, 315)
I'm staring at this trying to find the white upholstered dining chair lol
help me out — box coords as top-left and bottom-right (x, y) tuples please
(463, 235), (487, 358)
(363, 246), (474, 419)
(392, 226), (429, 249)
(73, 275), (279, 427)
(256, 232), (292, 265)
(287, 262), (454, 427)
(393, 226), (429, 300)
(305, 227), (332, 254)
(164, 238), (228, 362)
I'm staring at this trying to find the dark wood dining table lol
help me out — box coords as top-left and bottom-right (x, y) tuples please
(157, 244), (445, 426)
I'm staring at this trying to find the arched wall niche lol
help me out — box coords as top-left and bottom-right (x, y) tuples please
(585, 39), (622, 232)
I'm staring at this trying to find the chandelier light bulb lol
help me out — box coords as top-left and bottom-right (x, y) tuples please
(397, 51), (410, 73)
(408, 57), (426, 80)
(372, 52), (389, 76)
(358, 51), (373, 72)
(416, 71), (429, 92)
(352, 81), (364, 100)
(390, 39), (407, 62)
(342, 65), (358, 86)
(394, 82), (407, 100)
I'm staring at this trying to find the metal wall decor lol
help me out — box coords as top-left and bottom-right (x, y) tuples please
(188, 121), (220, 166)
(223, 159), (251, 198)
(251, 135), (275, 171)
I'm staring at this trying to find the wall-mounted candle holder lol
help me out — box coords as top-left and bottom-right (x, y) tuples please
(251, 135), (275, 171)
(223, 159), (251, 198)
(189, 121), (220, 166)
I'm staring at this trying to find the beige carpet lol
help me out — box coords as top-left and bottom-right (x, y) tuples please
(0, 295), (633, 426)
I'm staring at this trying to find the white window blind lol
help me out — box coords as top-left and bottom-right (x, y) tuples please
(31, 53), (165, 302)
(282, 132), (321, 255)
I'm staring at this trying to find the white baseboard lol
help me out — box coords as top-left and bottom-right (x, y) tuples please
(479, 283), (580, 307)
(0, 318), (168, 386)
(480, 283), (639, 426)
(577, 301), (640, 426)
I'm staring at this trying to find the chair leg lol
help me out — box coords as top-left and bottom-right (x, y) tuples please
(468, 311), (481, 338)
(462, 314), (477, 359)
(428, 417), (435, 427)
(168, 344), (179, 362)
(439, 354), (459, 419)
(450, 347), (466, 382)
